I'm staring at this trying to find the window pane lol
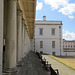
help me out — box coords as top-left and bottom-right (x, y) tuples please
(52, 29), (55, 35)
(59, 26), (61, 28)
(40, 29), (43, 35)
(40, 41), (43, 48)
(52, 41), (55, 48)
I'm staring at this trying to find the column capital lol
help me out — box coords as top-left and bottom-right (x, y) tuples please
(22, 18), (25, 24)
(17, 10), (23, 16)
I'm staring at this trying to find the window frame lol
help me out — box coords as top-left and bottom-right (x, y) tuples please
(40, 41), (43, 48)
(52, 28), (55, 35)
(52, 41), (55, 48)
(39, 28), (43, 35)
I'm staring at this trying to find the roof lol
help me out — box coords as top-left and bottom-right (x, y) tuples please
(35, 20), (62, 25)
(19, 0), (36, 39)
(63, 40), (75, 42)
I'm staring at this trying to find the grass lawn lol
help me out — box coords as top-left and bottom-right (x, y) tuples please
(48, 55), (75, 70)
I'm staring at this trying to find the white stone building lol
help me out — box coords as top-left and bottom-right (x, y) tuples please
(34, 16), (63, 56)
(62, 40), (75, 56)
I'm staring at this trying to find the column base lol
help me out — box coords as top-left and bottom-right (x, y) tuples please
(17, 61), (23, 67)
(2, 68), (17, 75)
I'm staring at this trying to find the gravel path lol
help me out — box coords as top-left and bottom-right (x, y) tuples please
(43, 55), (75, 75)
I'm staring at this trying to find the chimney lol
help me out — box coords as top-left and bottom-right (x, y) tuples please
(43, 16), (46, 21)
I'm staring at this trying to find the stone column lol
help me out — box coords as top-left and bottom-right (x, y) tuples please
(5, 0), (17, 69)
(0, 0), (3, 75)
(23, 23), (25, 58)
(23, 24), (26, 57)
(24, 25), (26, 55)
(25, 28), (27, 54)
(22, 19), (25, 58)
(17, 10), (22, 62)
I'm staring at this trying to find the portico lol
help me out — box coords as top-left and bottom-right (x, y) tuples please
(0, 0), (36, 74)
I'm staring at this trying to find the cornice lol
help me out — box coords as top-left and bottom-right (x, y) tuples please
(35, 24), (62, 25)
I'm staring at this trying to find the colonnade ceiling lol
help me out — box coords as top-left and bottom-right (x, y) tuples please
(19, 0), (36, 39)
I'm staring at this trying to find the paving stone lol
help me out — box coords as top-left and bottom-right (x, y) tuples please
(18, 51), (50, 75)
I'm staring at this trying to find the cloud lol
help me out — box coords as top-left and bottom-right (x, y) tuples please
(68, 15), (74, 19)
(36, 1), (43, 11)
(44, 0), (75, 19)
(44, 0), (68, 10)
(59, 4), (75, 19)
(35, 18), (39, 20)
(63, 30), (75, 40)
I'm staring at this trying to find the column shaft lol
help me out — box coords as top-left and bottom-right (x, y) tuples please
(23, 23), (25, 57)
(24, 25), (26, 55)
(17, 10), (22, 62)
(0, 0), (4, 75)
(5, 0), (17, 69)
(22, 19), (25, 58)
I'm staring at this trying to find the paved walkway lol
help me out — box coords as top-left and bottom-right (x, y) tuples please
(18, 51), (50, 75)
(43, 55), (75, 75)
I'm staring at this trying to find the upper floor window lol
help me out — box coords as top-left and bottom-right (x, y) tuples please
(52, 29), (55, 35)
(52, 41), (55, 48)
(40, 41), (43, 48)
(39, 28), (43, 35)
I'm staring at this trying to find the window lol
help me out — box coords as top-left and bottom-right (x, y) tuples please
(68, 45), (70, 47)
(40, 41), (43, 48)
(59, 26), (61, 28)
(74, 45), (75, 47)
(52, 29), (55, 35)
(39, 28), (43, 35)
(52, 41), (55, 48)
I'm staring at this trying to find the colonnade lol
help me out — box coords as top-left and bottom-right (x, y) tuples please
(0, 0), (32, 74)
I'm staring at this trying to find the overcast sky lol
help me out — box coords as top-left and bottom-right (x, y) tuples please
(36, 0), (75, 40)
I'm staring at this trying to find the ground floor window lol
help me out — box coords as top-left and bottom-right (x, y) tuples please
(52, 41), (55, 48)
(40, 41), (43, 48)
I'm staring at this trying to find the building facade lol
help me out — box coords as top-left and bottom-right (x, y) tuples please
(62, 40), (75, 56)
(0, 0), (36, 75)
(34, 16), (63, 56)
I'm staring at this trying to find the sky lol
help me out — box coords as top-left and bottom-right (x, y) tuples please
(36, 0), (75, 40)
